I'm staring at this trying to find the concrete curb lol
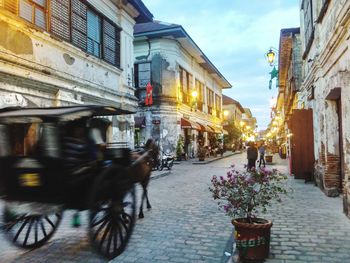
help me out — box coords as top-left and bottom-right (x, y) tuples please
(192, 151), (242, 165)
(150, 170), (171, 181)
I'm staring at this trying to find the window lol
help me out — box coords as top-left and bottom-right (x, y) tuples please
(50, 0), (70, 41)
(103, 19), (121, 67)
(207, 88), (214, 114)
(134, 62), (151, 88)
(71, 0), (87, 51)
(302, 0), (314, 57)
(215, 94), (221, 118)
(0, 0), (121, 68)
(87, 10), (101, 57)
(179, 67), (192, 105)
(0, 0), (18, 13)
(195, 79), (204, 111)
(19, 0), (46, 29)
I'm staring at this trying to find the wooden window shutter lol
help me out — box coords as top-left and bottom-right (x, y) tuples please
(102, 19), (121, 67)
(71, 0), (87, 51)
(134, 63), (139, 87)
(115, 27), (121, 68)
(2, 0), (18, 14)
(50, 0), (70, 41)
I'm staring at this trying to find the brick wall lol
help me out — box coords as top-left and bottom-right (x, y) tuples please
(324, 153), (341, 189)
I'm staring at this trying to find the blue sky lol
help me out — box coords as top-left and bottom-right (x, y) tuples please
(142, 0), (300, 130)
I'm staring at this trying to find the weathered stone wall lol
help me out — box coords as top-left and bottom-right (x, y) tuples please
(134, 38), (224, 156)
(0, 1), (138, 146)
(299, 0), (350, 214)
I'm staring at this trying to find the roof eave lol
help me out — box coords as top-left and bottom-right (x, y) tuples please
(127, 0), (153, 23)
(135, 25), (232, 89)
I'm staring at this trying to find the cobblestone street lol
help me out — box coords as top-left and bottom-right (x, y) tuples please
(0, 154), (238, 263)
(1, 153), (350, 263)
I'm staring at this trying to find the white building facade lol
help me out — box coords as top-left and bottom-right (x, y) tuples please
(133, 21), (231, 157)
(0, 0), (152, 146)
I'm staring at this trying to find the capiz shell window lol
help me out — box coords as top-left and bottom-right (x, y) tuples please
(19, 0), (46, 29)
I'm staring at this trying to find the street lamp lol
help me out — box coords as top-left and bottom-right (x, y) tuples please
(265, 47), (279, 89)
(223, 110), (229, 118)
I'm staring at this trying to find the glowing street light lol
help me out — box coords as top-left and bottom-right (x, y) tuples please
(223, 110), (229, 117)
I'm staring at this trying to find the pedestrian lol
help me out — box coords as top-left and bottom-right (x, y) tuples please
(247, 142), (258, 171)
(258, 143), (266, 168)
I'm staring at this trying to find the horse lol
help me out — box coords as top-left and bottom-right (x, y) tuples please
(130, 139), (159, 218)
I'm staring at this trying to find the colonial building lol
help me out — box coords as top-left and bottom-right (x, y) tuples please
(0, 0), (152, 145)
(222, 95), (244, 149)
(241, 108), (257, 130)
(222, 95), (245, 129)
(133, 21), (231, 156)
(273, 28), (310, 171)
(298, 0), (350, 216)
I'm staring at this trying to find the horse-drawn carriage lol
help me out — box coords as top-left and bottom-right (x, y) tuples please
(0, 105), (154, 259)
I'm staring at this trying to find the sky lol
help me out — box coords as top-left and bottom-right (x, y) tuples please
(142, 0), (300, 130)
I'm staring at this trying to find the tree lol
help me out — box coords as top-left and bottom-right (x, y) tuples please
(224, 120), (242, 148)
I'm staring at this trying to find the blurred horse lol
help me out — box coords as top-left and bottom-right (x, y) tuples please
(130, 139), (158, 218)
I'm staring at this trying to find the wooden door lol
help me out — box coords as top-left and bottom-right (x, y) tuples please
(290, 109), (315, 180)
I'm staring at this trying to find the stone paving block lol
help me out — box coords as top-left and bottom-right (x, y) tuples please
(1, 154), (350, 263)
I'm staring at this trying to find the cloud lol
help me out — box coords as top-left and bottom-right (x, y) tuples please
(142, 0), (300, 128)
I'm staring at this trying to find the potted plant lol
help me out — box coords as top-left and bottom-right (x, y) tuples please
(175, 135), (185, 161)
(197, 145), (207, 161)
(209, 166), (289, 262)
(265, 154), (273, 164)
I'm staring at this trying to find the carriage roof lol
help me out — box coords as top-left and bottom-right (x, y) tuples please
(0, 105), (134, 124)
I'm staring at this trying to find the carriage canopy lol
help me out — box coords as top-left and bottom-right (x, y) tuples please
(0, 105), (135, 124)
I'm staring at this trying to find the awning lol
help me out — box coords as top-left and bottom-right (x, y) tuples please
(181, 118), (200, 130)
(207, 125), (222, 134)
(196, 122), (210, 132)
(223, 129), (229, 135)
(135, 116), (146, 128)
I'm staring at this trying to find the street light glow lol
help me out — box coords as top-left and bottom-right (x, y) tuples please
(191, 90), (198, 99)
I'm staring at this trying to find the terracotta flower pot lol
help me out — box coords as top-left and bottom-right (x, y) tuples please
(265, 155), (273, 163)
(232, 218), (273, 262)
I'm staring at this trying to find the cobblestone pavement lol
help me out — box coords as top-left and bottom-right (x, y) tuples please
(0, 154), (241, 263)
(1, 153), (350, 263)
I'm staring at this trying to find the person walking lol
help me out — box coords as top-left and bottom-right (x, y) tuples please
(247, 142), (258, 171)
(258, 143), (266, 168)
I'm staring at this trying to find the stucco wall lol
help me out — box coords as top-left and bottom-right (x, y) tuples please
(299, 0), (350, 202)
(134, 38), (225, 155)
(0, 1), (138, 146)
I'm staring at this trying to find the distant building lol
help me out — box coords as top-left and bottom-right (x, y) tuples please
(242, 108), (257, 130)
(0, 0), (152, 145)
(222, 95), (245, 128)
(133, 21), (231, 156)
(273, 28), (303, 163)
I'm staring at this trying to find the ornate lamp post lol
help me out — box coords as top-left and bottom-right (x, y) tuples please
(265, 48), (279, 89)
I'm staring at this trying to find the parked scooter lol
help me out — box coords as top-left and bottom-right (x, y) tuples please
(159, 150), (174, 170)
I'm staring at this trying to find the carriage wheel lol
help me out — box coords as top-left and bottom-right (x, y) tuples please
(89, 165), (136, 260)
(3, 207), (63, 249)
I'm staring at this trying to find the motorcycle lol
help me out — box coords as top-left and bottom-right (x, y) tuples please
(159, 151), (174, 171)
